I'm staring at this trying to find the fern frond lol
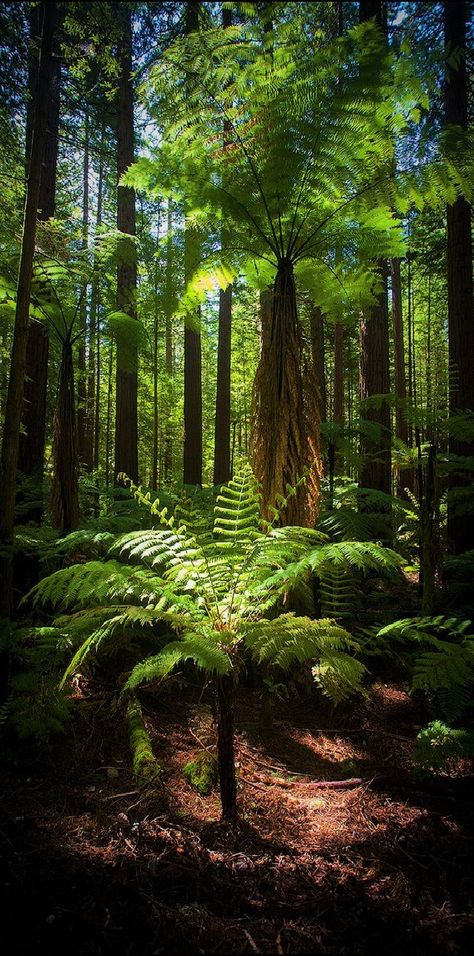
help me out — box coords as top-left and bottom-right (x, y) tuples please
(243, 613), (365, 701)
(122, 633), (231, 693)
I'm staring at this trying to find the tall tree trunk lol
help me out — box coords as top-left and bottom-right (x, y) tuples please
(391, 256), (413, 495)
(18, 3), (61, 517)
(183, 1), (202, 486)
(358, 0), (392, 508)
(359, 262), (392, 497)
(444, 0), (474, 555)
(164, 199), (174, 483)
(91, 136), (104, 474)
(114, 3), (138, 484)
(251, 261), (322, 526)
(77, 110), (92, 470)
(51, 339), (79, 533)
(213, 5), (233, 487)
(310, 304), (327, 427)
(0, 2), (55, 621)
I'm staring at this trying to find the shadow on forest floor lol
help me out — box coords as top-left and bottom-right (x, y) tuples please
(1, 681), (473, 955)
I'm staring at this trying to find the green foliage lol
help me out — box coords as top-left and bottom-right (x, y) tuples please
(24, 469), (403, 709)
(414, 720), (474, 773)
(377, 616), (474, 720)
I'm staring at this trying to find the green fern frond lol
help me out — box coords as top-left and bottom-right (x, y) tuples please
(244, 613), (365, 701)
(123, 633), (231, 693)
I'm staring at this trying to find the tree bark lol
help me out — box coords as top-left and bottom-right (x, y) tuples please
(213, 5), (233, 487)
(183, 1), (202, 486)
(251, 261), (322, 526)
(359, 262), (392, 498)
(216, 675), (237, 821)
(77, 109), (92, 470)
(164, 199), (174, 483)
(0, 2), (55, 617)
(310, 303), (327, 427)
(358, 0), (392, 507)
(51, 338), (79, 533)
(18, 3), (62, 516)
(114, 2), (138, 484)
(444, 0), (474, 555)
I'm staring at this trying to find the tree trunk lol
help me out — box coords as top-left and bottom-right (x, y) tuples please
(0, 2), (55, 619)
(215, 675), (237, 821)
(359, 261), (392, 498)
(114, 3), (138, 484)
(213, 284), (232, 485)
(51, 339), (79, 533)
(391, 256), (414, 495)
(310, 303), (327, 427)
(444, 0), (474, 555)
(164, 199), (174, 483)
(183, 1), (202, 487)
(91, 137), (104, 474)
(358, 0), (392, 510)
(77, 110), (92, 470)
(251, 261), (322, 526)
(213, 5), (232, 488)
(18, 3), (61, 517)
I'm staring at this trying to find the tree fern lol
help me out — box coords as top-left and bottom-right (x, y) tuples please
(27, 468), (404, 818)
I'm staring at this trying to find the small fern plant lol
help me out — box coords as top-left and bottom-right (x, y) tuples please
(26, 468), (403, 820)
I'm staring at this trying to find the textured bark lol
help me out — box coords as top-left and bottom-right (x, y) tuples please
(251, 263), (322, 527)
(444, 0), (474, 555)
(91, 140), (104, 474)
(391, 257), (408, 444)
(114, 3), (138, 484)
(18, 3), (61, 511)
(213, 5), (233, 488)
(216, 675), (237, 821)
(333, 323), (344, 427)
(0, 2), (55, 618)
(358, 0), (391, 503)
(164, 199), (174, 483)
(183, 1), (202, 486)
(51, 339), (79, 533)
(77, 111), (92, 470)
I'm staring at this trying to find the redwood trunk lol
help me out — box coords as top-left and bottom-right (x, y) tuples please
(310, 303), (327, 426)
(213, 5), (233, 487)
(18, 3), (61, 515)
(359, 261), (392, 498)
(0, 2), (55, 617)
(114, 3), (138, 484)
(51, 339), (79, 533)
(444, 0), (474, 555)
(183, 1), (202, 486)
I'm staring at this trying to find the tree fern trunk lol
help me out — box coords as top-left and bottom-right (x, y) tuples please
(251, 260), (321, 526)
(216, 674), (237, 821)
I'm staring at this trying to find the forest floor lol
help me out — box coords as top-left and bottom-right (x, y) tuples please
(1, 678), (473, 955)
